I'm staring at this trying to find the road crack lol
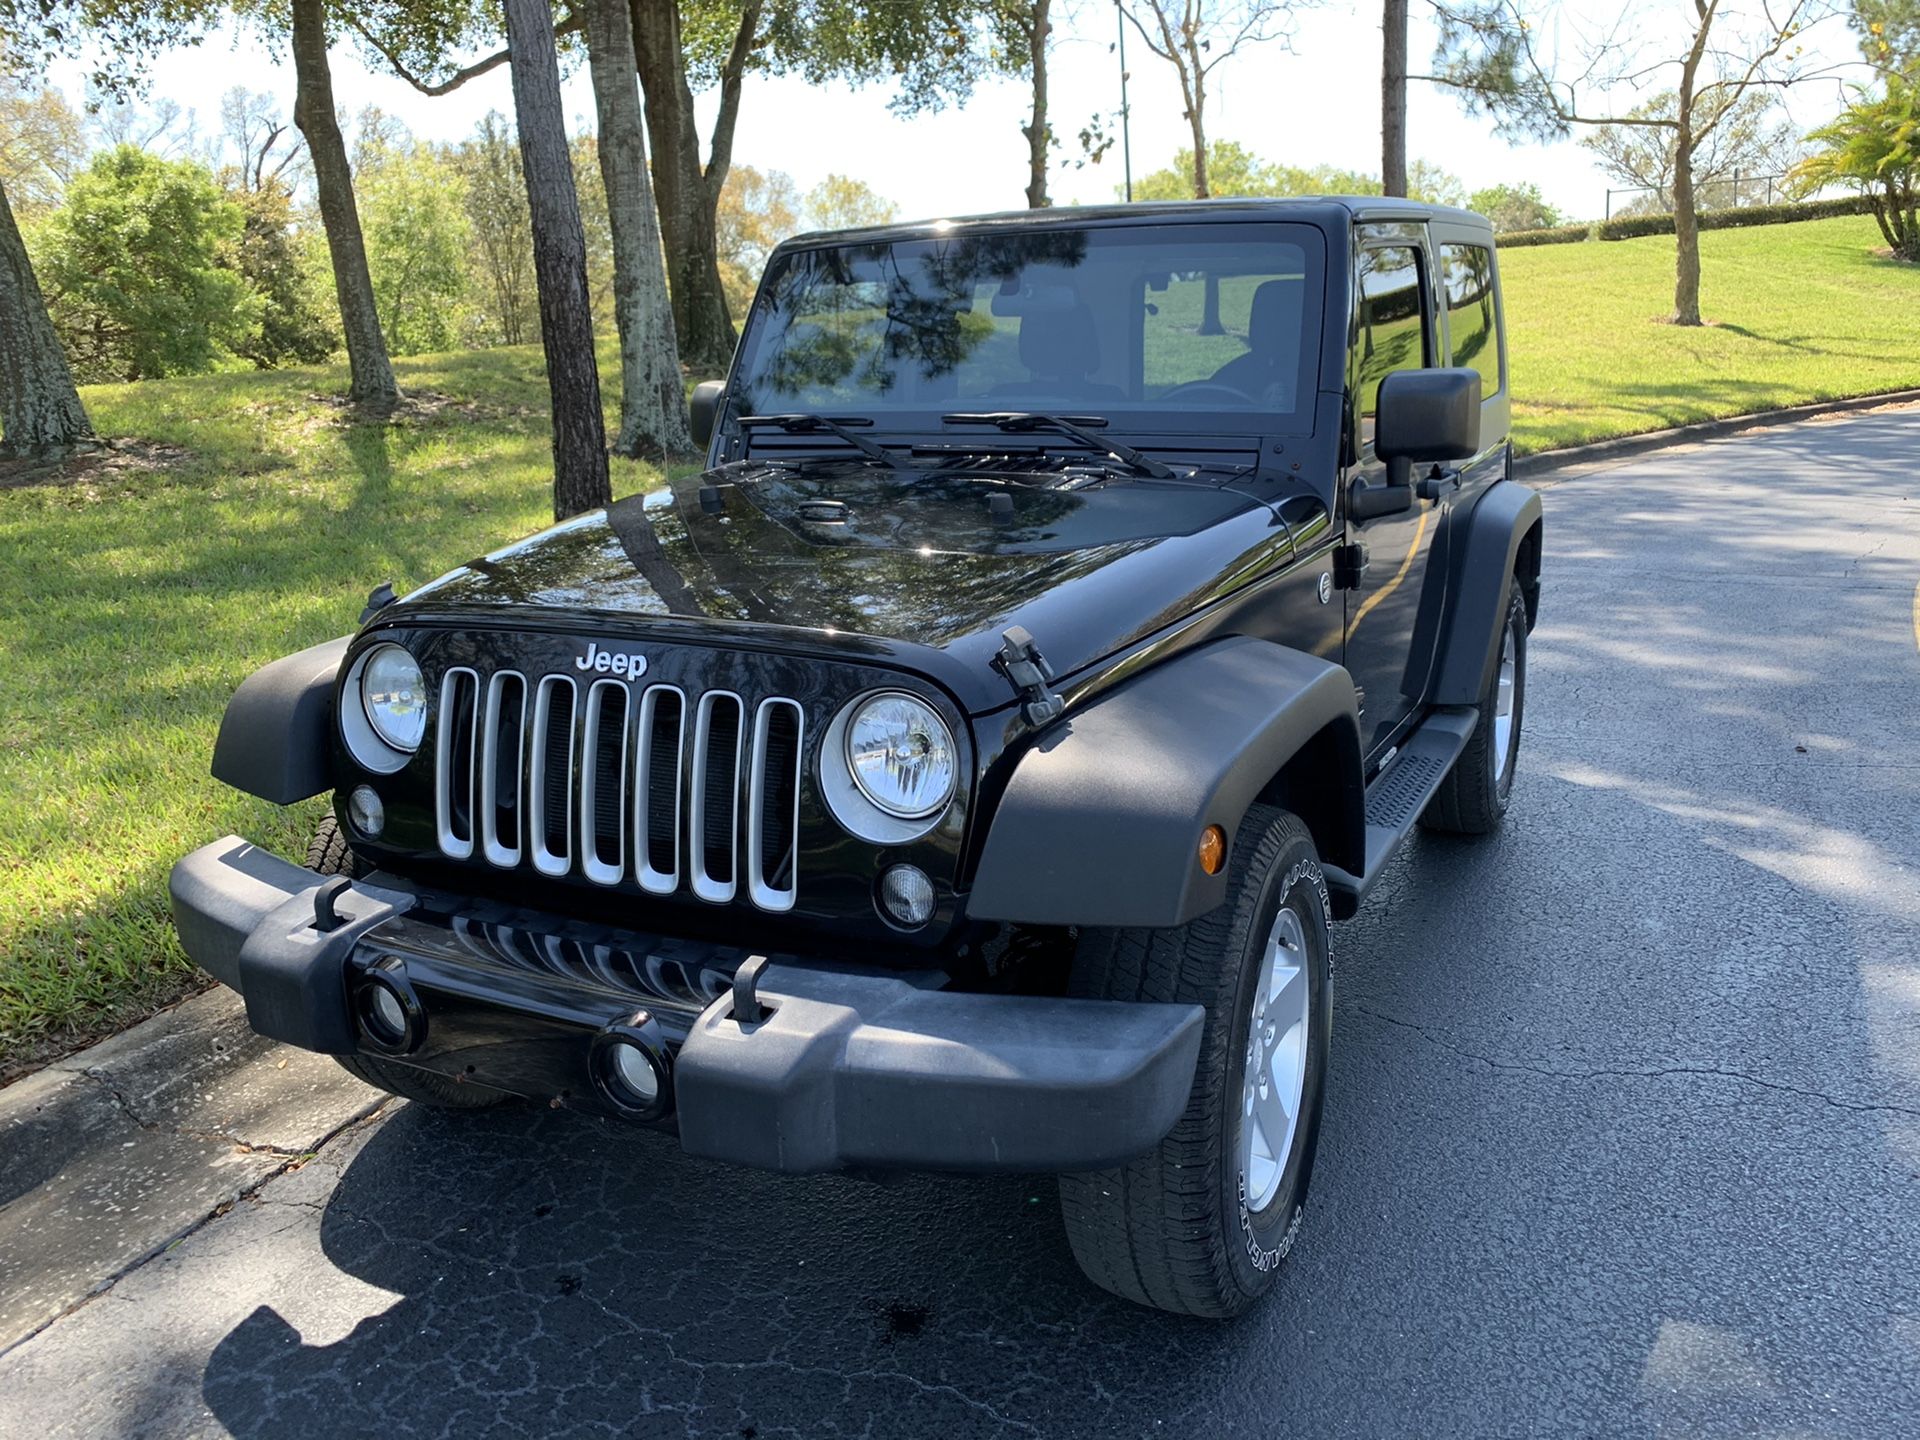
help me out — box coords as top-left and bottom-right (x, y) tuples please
(72, 1066), (320, 1157)
(1348, 1005), (1920, 1120)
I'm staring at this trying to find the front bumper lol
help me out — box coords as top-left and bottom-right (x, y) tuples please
(169, 837), (1204, 1175)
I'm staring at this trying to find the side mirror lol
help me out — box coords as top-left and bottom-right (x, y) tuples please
(689, 380), (726, 450)
(1375, 368), (1482, 472)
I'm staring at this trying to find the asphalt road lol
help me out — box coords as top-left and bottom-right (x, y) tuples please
(4, 408), (1918, 1439)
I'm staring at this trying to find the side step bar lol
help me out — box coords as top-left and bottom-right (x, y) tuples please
(1323, 705), (1480, 907)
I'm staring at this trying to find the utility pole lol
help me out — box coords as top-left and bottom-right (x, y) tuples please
(1116, 1), (1134, 201)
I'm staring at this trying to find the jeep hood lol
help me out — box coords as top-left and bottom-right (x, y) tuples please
(388, 460), (1307, 710)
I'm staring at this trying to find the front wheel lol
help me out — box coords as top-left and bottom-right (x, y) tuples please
(1057, 805), (1332, 1318)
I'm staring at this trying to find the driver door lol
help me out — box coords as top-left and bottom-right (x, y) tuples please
(1342, 229), (1450, 760)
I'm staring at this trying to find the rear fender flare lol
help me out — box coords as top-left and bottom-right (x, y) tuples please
(1429, 481), (1542, 707)
(966, 637), (1364, 929)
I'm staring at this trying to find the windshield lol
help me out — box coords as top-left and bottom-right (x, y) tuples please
(731, 222), (1325, 433)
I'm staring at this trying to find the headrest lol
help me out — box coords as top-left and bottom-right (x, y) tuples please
(1247, 278), (1304, 357)
(1019, 302), (1101, 379)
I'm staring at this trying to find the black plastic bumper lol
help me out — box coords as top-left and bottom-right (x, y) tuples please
(168, 837), (1205, 1175)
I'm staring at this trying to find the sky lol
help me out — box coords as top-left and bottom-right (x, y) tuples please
(49, 1), (1877, 225)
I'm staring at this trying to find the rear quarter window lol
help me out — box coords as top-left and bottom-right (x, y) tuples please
(1441, 243), (1502, 395)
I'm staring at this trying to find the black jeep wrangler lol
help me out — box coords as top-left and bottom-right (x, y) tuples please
(171, 197), (1540, 1318)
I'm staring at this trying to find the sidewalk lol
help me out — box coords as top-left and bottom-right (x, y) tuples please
(0, 989), (382, 1351)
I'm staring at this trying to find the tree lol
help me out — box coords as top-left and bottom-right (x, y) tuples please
(1, 176), (94, 455)
(1852, 0), (1920, 77)
(1432, 0), (1833, 325)
(1582, 89), (1800, 211)
(1790, 82), (1920, 258)
(1384, 0), (1409, 195)
(219, 87), (307, 193)
(1132, 140), (1464, 203)
(715, 164), (797, 317)
(231, 180), (339, 367)
(451, 112), (535, 346)
(35, 146), (261, 382)
(802, 174), (899, 231)
(354, 127), (472, 355)
(0, 64), (86, 219)
(1118, 0), (1294, 199)
(1467, 180), (1562, 230)
(289, 0), (402, 407)
(999, 0), (1055, 207)
(504, 0), (611, 520)
(581, 0), (691, 459)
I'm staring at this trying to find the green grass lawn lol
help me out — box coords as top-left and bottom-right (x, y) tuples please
(1, 215), (1916, 1075)
(0, 342), (671, 1076)
(1504, 215), (1920, 451)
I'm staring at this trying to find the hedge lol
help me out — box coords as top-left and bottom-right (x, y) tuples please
(1499, 222), (1595, 248)
(1495, 194), (1876, 249)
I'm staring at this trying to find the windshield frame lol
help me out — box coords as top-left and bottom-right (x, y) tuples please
(723, 217), (1331, 447)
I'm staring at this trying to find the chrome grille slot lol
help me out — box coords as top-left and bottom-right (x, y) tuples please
(479, 671), (527, 868)
(748, 699), (804, 912)
(579, 680), (630, 886)
(434, 654), (804, 910)
(435, 667), (479, 859)
(528, 676), (576, 877)
(633, 685), (685, 894)
(689, 691), (744, 903)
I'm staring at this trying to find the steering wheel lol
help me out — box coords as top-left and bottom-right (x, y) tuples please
(1156, 381), (1255, 404)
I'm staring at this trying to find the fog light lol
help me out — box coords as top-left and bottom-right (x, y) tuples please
(355, 960), (423, 1054)
(607, 1042), (660, 1105)
(879, 864), (936, 928)
(590, 1011), (673, 1120)
(347, 785), (384, 838)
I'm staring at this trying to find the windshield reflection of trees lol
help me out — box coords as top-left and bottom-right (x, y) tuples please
(747, 232), (1093, 407)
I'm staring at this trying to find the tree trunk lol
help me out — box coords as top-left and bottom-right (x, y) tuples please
(505, 0), (611, 521)
(0, 178), (95, 455)
(1023, 0), (1052, 209)
(1670, 117), (1702, 324)
(1382, 0), (1408, 196)
(582, 0), (692, 460)
(1186, 76), (1209, 198)
(290, 0), (401, 410)
(629, 0), (743, 373)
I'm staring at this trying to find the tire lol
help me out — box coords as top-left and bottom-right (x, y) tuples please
(306, 818), (504, 1110)
(1421, 583), (1528, 835)
(1057, 804), (1332, 1318)
(304, 814), (371, 879)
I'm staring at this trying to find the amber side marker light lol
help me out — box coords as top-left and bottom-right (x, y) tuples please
(1198, 824), (1227, 876)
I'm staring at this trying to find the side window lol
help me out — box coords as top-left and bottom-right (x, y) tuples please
(1441, 243), (1501, 394)
(1353, 245), (1429, 439)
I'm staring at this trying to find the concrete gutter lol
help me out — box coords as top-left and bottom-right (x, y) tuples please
(1515, 387), (1920, 482)
(0, 989), (383, 1353)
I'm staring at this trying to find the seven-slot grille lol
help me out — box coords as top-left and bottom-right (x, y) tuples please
(434, 668), (804, 911)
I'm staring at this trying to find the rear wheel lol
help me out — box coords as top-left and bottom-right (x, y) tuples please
(1421, 583), (1528, 835)
(306, 816), (504, 1110)
(1057, 804), (1332, 1318)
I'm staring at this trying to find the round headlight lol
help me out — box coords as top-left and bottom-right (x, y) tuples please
(360, 644), (426, 753)
(844, 692), (956, 820)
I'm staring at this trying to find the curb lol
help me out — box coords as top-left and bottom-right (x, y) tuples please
(1514, 387), (1920, 481)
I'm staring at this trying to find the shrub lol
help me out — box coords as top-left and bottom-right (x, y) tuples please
(1594, 195), (1874, 241)
(1498, 223), (1596, 248)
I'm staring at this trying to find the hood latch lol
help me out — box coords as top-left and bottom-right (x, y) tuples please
(993, 626), (1065, 727)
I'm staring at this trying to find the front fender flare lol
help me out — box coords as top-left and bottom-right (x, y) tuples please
(966, 637), (1363, 929)
(210, 636), (350, 804)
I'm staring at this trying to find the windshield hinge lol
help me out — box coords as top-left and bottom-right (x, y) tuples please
(993, 626), (1065, 727)
(1333, 543), (1371, 591)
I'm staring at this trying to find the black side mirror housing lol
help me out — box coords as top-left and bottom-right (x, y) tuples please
(1375, 367), (1482, 468)
(689, 380), (726, 450)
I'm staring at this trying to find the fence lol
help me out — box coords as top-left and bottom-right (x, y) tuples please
(1603, 172), (1789, 221)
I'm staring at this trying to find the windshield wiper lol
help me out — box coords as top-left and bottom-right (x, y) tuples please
(739, 413), (906, 470)
(940, 412), (1174, 480)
